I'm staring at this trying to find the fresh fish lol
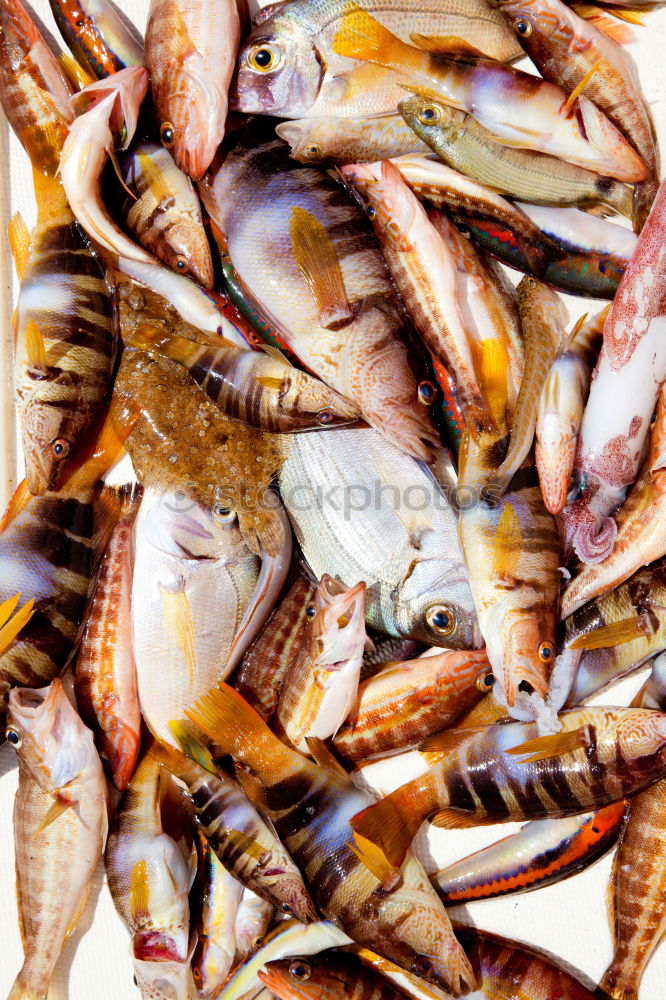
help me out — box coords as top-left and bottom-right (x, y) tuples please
(145, 0), (240, 179)
(120, 140), (214, 289)
(6, 679), (108, 1000)
(259, 951), (409, 1000)
(495, 277), (569, 494)
(49, 0), (144, 78)
(562, 179), (666, 564)
(275, 575), (367, 752)
(235, 892), (274, 963)
(152, 739), (318, 924)
(516, 203), (638, 259)
(75, 484), (142, 791)
(536, 308), (606, 515)
(332, 7), (646, 181)
(361, 639), (426, 681)
(333, 648), (491, 765)
(191, 836), (242, 1000)
(489, 0), (659, 230)
(199, 140), (440, 463)
(232, 0), (523, 119)
(398, 93), (633, 216)
(349, 706), (666, 871)
(431, 803), (626, 902)
(233, 574), (317, 722)
(634, 652), (666, 713)
(278, 427), (480, 648)
(648, 382), (666, 488)
(113, 348), (286, 557)
(276, 114), (430, 164)
(124, 324), (360, 433)
(188, 685), (477, 995)
(105, 749), (196, 1000)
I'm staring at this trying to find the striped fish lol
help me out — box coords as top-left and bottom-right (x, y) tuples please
(187, 685), (476, 996)
(191, 832), (242, 1000)
(1, 0), (117, 494)
(152, 740), (317, 924)
(233, 574), (317, 722)
(49, 0), (144, 78)
(259, 951), (409, 1000)
(349, 706), (666, 871)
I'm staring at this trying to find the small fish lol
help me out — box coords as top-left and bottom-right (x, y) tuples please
(75, 484), (143, 791)
(276, 114), (430, 163)
(259, 951), (409, 1000)
(431, 803), (626, 902)
(516, 203), (638, 259)
(191, 834), (243, 999)
(145, 0), (240, 179)
(49, 0), (144, 79)
(188, 685), (476, 995)
(6, 679), (108, 1000)
(275, 575), (368, 752)
(333, 648), (491, 765)
(350, 706), (666, 871)
(234, 891), (274, 964)
(399, 93), (633, 217)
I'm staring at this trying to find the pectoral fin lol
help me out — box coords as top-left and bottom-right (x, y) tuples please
(32, 796), (70, 838)
(348, 833), (401, 889)
(8, 213), (31, 280)
(130, 859), (150, 922)
(24, 319), (47, 370)
(569, 615), (654, 649)
(410, 33), (487, 59)
(493, 500), (522, 582)
(0, 596), (35, 655)
(160, 582), (196, 680)
(290, 206), (353, 330)
(505, 724), (592, 762)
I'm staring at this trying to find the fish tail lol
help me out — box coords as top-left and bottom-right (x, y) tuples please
(606, 181), (634, 220)
(333, 4), (421, 73)
(350, 783), (429, 871)
(148, 741), (199, 784)
(6, 979), (46, 1000)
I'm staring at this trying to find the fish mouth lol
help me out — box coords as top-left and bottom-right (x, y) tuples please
(8, 681), (59, 726)
(275, 121), (305, 150)
(24, 461), (49, 496)
(256, 966), (282, 992)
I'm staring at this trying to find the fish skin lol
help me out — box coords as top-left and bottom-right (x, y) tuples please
(49, 0), (144, 79)
(399, 94), (633, 217)
(191, 834), (243, 999)
(145, 0), (240, 179)
(75, 484), (143, 791)
(121, 141), (215, 289)
(200, 141), (440, 463)
(234, 891), (274, 964)
(279, 426), (481, 649)
(188, 684), (476, 996)
(333, 648), (490, 765)
(232, 0), (523, 119)
(259, 951), (410, 1000)
(276, 114), (430, 164)
(516, 203), (638, 259)
(350, 706), (666, 870)
(6, 679), (108, 1000)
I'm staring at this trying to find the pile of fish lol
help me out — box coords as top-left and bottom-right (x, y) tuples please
(1, 0), (666, 997)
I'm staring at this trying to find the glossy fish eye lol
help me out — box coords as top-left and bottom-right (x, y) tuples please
(192, 967), (202, 983)
(174, 254), (189, 273)
(280, 902), (292, 913)
(417, 380), (436, 405)
(538, 641), (554, 663)
(52, 438), (71, 459)
(514, 18), (533, 36)
(476, 670), (495, 693)
(160, 122), (175, 148)
(305, 604), (316, 619)
(6, 727), (22, 748)
(306, 144), (320, 157)
(288, 961), (311, 980)
(316, 406), (336, 425)
(213, 504), (235, 524)
(366, 205), (376, 218)
(248, 43), (281, 73)
(412, 956), (432, 975)
(417, 104), (441, 125)
(457, 222), (471, 238)
(426, 605), (456, 637)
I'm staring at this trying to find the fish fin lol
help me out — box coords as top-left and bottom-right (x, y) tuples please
(487, 126), (544, 149)
(505, 724), (592, 762)
(409, 33), (487, 59)
(561, 59), (603, 117)
(419, 727), (485, 764)
(290, 206), (353, 329)
(0, 593), (20, 630)
(169, 720), (218, 775)
(568, 615), (652, 649)
(32, 796), (70, 838)
(149, 739), (193, 782)
(57, 51), (95, 92)
(24, 319), (47, 369)
(0, 481), (33, 533)
(224, 829), (269, 864)
(159, 582), (197, 681)
(350, 786), (426, 870)
(606, 844), (619, 929)
(0, 597), (35, 655)
(430, 808), (497, 830)
(136, 151), (173, 205)
(348, 833), (401, 889)
(493, 500), (522, 581)
(65, 882), (91, 940)
(109, 149), (137, 200)
(305, 737), (350, 779)
(130, 859), (150, 922)
(234, 766), (269, 811)
(332, 3), (414, 70)
(567, 312), (590, 350)
(471, 338), (508, 427)
(397, 82), (467, 110)
(260, 343), (294, 367)
(254, 375), (284, 390)
(8, 213), (31, 280)
(572, 4), (638, 41)
(186, 684), (284, 762)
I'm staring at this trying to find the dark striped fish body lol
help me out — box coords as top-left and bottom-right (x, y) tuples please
(233, 574), (317, 721)
(431, 803), (626, 903)
(361, 636), (425, 681)
(260, 951), (409, 1000)
(333, 648), (491, 765)
(121, 141), (214, 289)
(187, 685), (475, 995)
(49, 0), (144, 79)
(152, 744), (317, 923)
(350, 707), (666, 870)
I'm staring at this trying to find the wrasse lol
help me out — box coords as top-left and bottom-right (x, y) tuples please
(191, 834), (242, 1000)
(187, 684), (476, 995)
(6, 679), (108, 1000)
(277, 114), (430, 164)
(75, 484), (142, 791)
(431, 803), (626, 902)
(49, 0), (144, 79)
(259, 951), (409, 1000)
(152, 737), (317, 923)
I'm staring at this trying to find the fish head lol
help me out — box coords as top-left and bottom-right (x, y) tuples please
(20, 389), (87, 494)
(397, 93), (461, 146)
(264, 871), (319, 924)
(275, 369), (360, 428)
(132, 955), (194, 1000)
(275, 119), (334, 162)
(232, 19), (324, 117)
(306, 575), (367, 669)
(6, 679), (96, 794)
(491, 608), (555, 708)
(486, 1), (556, 45)
(259, 955), (354, 998)
(339, 160), (419, 252)
(617, 709), (666, 765)
(139, 488), (245, 561)
(191, 935), (235, 999)
(158, 217), (215, 290)
(517, 276), (569, 331)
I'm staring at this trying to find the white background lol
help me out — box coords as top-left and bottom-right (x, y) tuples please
(1, 1), (665, 998)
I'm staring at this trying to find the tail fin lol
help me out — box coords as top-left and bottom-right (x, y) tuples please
(148, 740), (200, 785)
(332, 4), (423, 75)
(350, 783), (428, 870)
(186, 684), (292, 768)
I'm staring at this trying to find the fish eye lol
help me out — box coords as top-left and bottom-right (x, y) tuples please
(160, 122), (175, 148)
(412, 956), (432, 975)
(538, 641), (554, 663)
(5, 727), (22, 748)
(366, 205), (376, 218)
(417, 380), (436, 405)
(305, 604), (316, 619)
(476, 670), (495, 693)
(306, 144), (320, 157)
(417, 104), (441, 125)
(174, 254), (189, 273)
(248, 43), (281, 73)
(213, 504), (236, 524)
(52, 438), (71, 459)
(316, 406), (336, 425)
(426, 605), (456, 637)
(456, 222), (471, 238)
(513, 18), (533, 36)
(288, 961), (311, 980)
(280, 902), (292, 913)
(192, 967), (202, 982)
